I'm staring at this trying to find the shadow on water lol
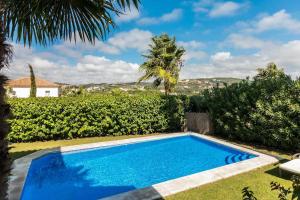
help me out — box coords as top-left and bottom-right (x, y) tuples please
(0, 146), (40, 200)
(22, 147), (139, 200)
(6, 148), (165, 200)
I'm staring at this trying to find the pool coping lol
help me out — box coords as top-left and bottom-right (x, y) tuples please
(7, 132), (279, 200)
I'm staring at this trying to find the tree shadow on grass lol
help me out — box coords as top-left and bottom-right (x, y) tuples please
(10, 149), (38, 160)
(265, 160), (293, 181)
(264, 162), (300, 200)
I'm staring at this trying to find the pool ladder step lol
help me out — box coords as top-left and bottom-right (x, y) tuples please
(225, 154), (251, 164)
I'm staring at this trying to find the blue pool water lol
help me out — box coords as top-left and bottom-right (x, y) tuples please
(21, 135), (256, 200)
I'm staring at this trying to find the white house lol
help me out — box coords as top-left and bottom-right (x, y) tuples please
(6, 77), (60, 98)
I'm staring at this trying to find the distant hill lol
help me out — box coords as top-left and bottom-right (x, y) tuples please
(61, 78), (243, 95)
(174, 77), (242, 94)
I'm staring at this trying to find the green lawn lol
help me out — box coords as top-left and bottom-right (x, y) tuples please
(167, 164), (298, 200)
(8, 134), (300, 200)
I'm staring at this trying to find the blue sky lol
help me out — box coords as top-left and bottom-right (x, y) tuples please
(5, 0), (300, 84)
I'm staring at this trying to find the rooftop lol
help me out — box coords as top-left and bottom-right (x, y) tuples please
(6, 77), (59, 88)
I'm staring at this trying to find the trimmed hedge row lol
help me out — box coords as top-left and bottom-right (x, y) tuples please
(8, 94), (188, 142)
(190, 64), (300, 150)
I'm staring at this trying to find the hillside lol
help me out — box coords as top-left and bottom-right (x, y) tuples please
(60, 78), (242, 95)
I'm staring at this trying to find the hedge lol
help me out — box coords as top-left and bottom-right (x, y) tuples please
(8, 94), (188, 142)
(190, 64), (300, 150)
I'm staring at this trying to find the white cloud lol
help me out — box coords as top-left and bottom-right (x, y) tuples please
(263, 40), (300, 70)
(4, 28), (154, 84)
(181, 53), (266, 80)
(54, 43), (83, 58)
(115, 8), (140, 23)
(96, 42), (121, 54)
(51, 29), (152, 56)
(209, 1), (245, 17)
(255, 10), (300, 33)
(184, 51), (207, 61)
(235, 10), (300, 34)
(178, 40), (205, 49)
(182, 40), (300, 79)
(137, 9), (182, 25)
(225, 33), (275, 49)
(161, 9), (183, 21)
(5, 46), (141, 84)
(211, 52), (232, 61)
(107, 29), (153, 52)
(31, 57), (57, 69)
(6, 28), (300, 84)
(6, 39), (300, 84)
(193, 1), (248, 18)
(192, 0), (214, 12)
(178, 40), (207, 61)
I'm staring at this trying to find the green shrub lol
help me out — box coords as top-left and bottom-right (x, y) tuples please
(191, 64), (300, 150)
(8, 94), (188, 142)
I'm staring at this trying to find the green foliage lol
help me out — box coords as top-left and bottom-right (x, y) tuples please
(8, 94), (187, 142)
(28, 64), (36, 97)
(3, 0), (140, 46)
(138, 34), (185, 95)
(191, 63), (300, 150)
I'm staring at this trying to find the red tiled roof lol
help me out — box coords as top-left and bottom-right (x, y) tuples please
(6, 77), (59, 88)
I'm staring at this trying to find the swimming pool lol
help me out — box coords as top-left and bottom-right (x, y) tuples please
(20, 135), (257, 200)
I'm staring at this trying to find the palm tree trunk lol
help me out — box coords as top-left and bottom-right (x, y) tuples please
(0, 74), (9, 164)
(0, 11), (13, 198)
(0, 15), (12, 167)
(164, 80), (171, 95)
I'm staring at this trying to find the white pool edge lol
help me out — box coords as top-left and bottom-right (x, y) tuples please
(7, 132), (279, 200)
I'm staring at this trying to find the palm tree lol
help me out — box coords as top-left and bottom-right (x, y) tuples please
(0, 0), (140, 164)
(28, 64), (37, 97)
(138, 34), (185, 95)
(0, 19), (13, 167)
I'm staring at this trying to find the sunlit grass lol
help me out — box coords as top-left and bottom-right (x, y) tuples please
(166, 164), (298, 200)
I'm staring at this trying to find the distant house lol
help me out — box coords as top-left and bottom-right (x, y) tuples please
(6, 77), (59, 98)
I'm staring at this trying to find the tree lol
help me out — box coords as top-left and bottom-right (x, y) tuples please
(28, 64), (37, 97)
(0, 18), (12, 167)
(255, 63), (287, 80)
(138, 34), (185, 95)
(0, 0), (139, 166)
(195, 63), (299, 150)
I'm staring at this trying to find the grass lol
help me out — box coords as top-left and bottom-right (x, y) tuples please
(167, 164), (298, 200)
(8, 134), (300, 200)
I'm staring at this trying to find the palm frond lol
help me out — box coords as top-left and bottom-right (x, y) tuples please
(138, 72), (153, 83)
(2, 0), (140, 46)
(138, 33), (185, 95)
(0, 23), (13, 70)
